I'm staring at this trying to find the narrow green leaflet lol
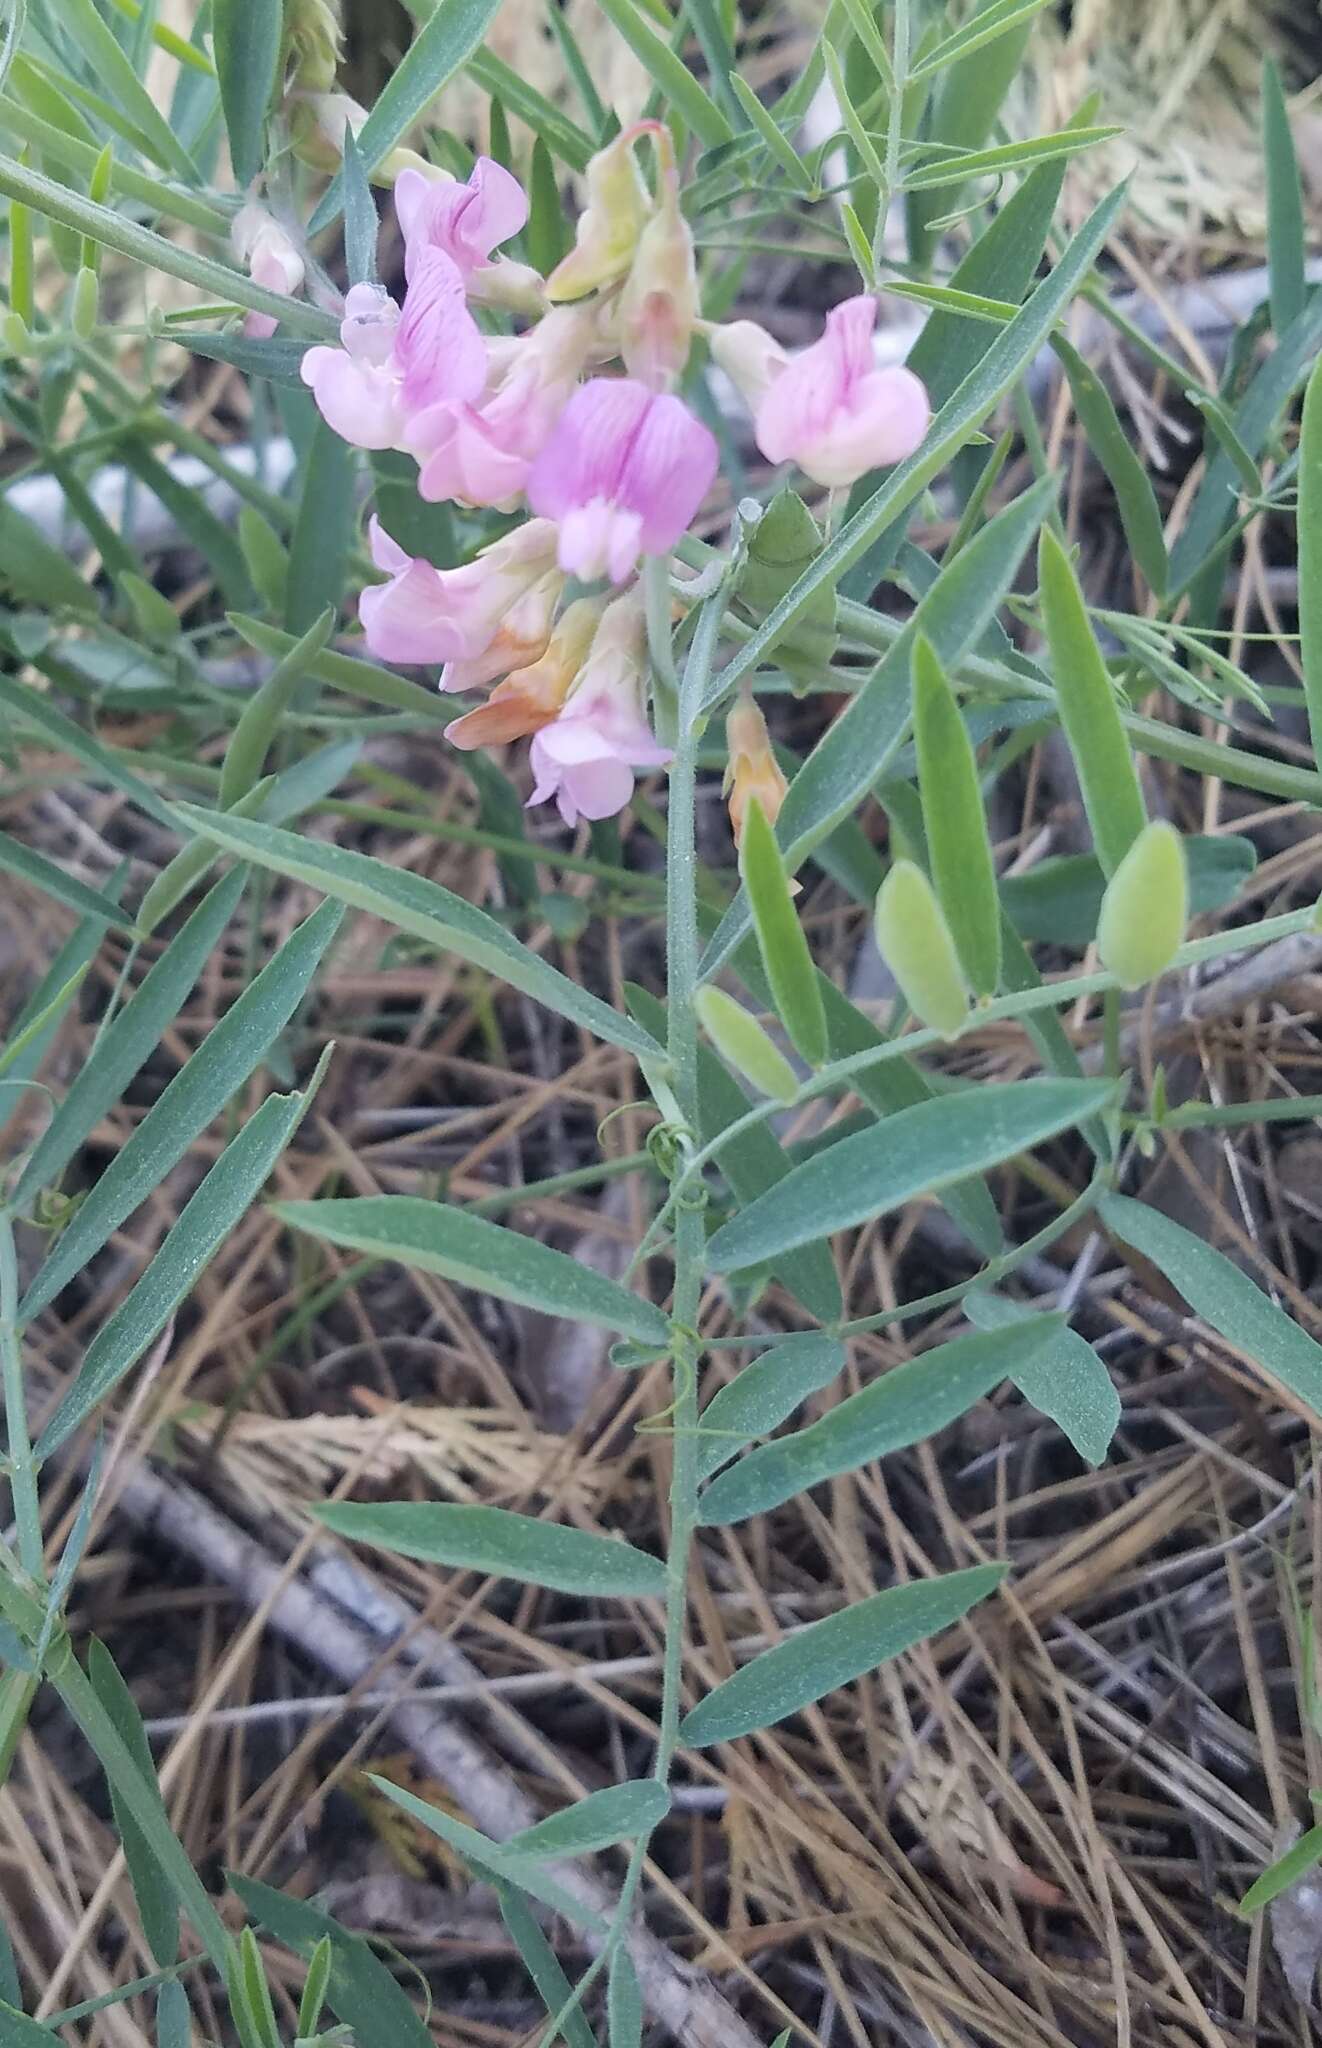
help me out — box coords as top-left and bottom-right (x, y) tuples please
(1170, 287), (1322, 596)
(364, 1777), (605, 1931)
(309, 0), (507, 228)
(740, 798), (827, 1066)
(1052, 334), (1168, 596)
(698, 1321), (1058, 1526)
(1298, 353), (1322, 767)
(1239, 1824), (1322, 1917)
(1036, 526), (1146, 876)
(273, 1194), (669, 1345)
(14, 871), (245, 1207)
(504, 1781), (669, 1861)
(284, 424), (356, 635)
(1262, 58), (1305, 336)
(0, 2002), (62, 2045)
(317, 1500), (666, 1598)
(20, 900), (343, 1322)
(0, 672), (169, 829)
(86, 1640), (179, 1966)
(172, 808), (661, 1059)
(0, 497), (100, 615)
(58, 0), (199, 180)
(212, 0), (279, 186)
(965, 1290), (1119, 1467)
(229, 616), (450, 722)
(696, 1334), (845, 1482)
(220, 613), (334, 807)
(912, 637), (1001, 996)
(1100, 1193), (1322, 1417)
(706, 1079), (1113, 1273)
(594, 0), (731, 147)
(903, 126), (1117, 192)
(498, 1887), (596, 2048)
(607, 1948), (644, 2048)
(465, 49), (593, 171)
(0, 829), (130, 927)
(36, 1074), (323, 1456)
(229, 1877), (435, 2048)
(680, 1564), (1007, 1746)
(700, 475), (1055, 981)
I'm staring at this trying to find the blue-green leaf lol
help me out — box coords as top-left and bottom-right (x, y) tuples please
(680, 1565), (1007, 1745)
(698, 1321), (1059, 1526)
(316, 1500), (667, 1598)
(965, 1290), (1119, 1466)
(696, 1334), (845, 1482)
(20, 901), (343, 1322)
(706, 1079), (1113, 1274)
(212, 0), (280, 186)
(273, 1194), (668, 1345)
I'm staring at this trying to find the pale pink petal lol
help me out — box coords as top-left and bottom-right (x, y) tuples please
(400, 158), (528, 281)
(393, 167), (439, 246)
(526, 379), (653, 522)
(340, 281), (399, 365)
(395, 249), (487, 412)
(300, 348), (402, 449)
(458, 157), (528, 263)
(245, 310), (279, 340)
(792, 365), (930, 486)
(560, 754), (635, 823)
(557, 500), (643, 584)
(369, 514), (412, 576)
(250, 237), (305, 299)
(360, 558), (474, 665)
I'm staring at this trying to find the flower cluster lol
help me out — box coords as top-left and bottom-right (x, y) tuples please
(269, 125), (931, 826)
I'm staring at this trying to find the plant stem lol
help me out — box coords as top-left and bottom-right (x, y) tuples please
(0, 1211), (42, 1579)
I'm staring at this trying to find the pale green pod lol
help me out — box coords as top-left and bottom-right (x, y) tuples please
(873, 860), (970, 1041)
(695, 985), (798, 1104)
(71, 266), (99, 339)
(1096, 821), (1188, 990)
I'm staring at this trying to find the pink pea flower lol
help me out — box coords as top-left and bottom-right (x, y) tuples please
(300, 252), (486, 451)
(395, 159), (541, 310)
(715, 297), (929, 488)
(528, 588), (672, 826)
(233, 205), (305, 339)
(403, 306), (597, 511)
(526, 378), (718, 585)
(359, 515), (561, 673)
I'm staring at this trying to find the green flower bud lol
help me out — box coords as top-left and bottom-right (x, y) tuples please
(695, 985), (798, 1104)
(873, 860), (970, 1041)
(1096, 820), (1187, 990)
(71, 267), (98, 340)
(2, 312), (29, 356)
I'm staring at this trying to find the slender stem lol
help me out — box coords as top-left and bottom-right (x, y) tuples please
(0, 1211), (42, 1579)
(533, 595), (723, 2048)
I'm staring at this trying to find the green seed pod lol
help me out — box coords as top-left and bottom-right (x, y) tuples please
(71, 266), (98, 339)
(1096, 821), (1188, 990)
(695, 985), (798, 1104)
(912, 634), (1001, 996)
(873, 859), (970, 1041)
(2, 312), (29, 357)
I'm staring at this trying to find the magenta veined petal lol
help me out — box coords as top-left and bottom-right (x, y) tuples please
(624, 389), (719, 553)
(526, 379), (655, 523)
(397, 158), (529, 282)
(394, 248), (487, 412)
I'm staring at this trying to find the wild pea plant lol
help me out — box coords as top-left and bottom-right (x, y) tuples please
(1, 0), (1321, 2037)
